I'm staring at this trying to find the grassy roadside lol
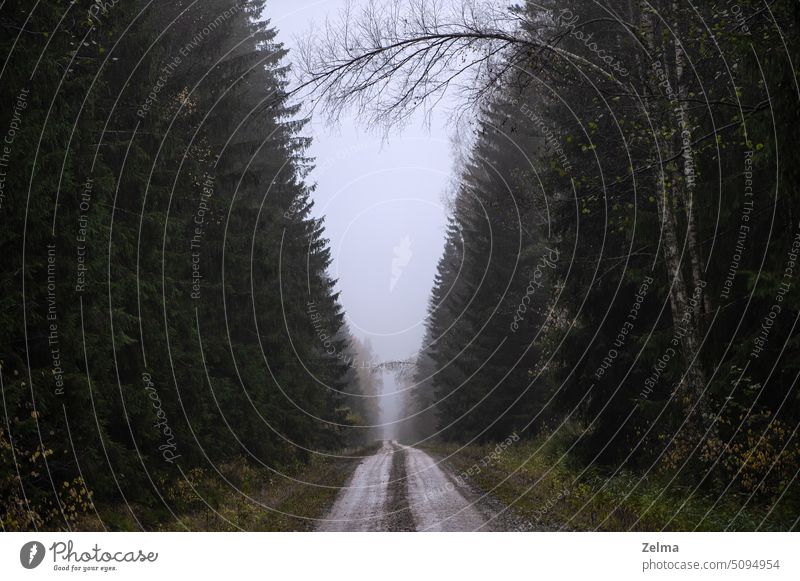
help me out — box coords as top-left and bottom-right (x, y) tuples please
(76, 445), (375, 531)
(426, 436), (794, 532)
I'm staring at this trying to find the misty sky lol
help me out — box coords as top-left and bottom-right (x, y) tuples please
(266, 0), (454, 364)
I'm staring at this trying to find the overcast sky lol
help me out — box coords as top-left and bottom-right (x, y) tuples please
(266, 0), (455, 364)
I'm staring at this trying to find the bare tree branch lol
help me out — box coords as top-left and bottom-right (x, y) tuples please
(288, 0), (619, 133)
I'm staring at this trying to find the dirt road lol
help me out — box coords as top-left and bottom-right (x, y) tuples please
(318, 441), (516, 531)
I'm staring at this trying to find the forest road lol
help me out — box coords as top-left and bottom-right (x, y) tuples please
(318, 441), (514, 531)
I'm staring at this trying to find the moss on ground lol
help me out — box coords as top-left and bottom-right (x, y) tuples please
(426, 436), (795, 532)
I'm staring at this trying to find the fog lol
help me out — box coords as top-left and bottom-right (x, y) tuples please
(269, 0), (456, 435)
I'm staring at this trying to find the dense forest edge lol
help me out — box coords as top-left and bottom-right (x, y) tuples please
(402, 0), (800, 531)
(1, 0), (382, 531)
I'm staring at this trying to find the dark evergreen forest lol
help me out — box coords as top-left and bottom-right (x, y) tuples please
(402, 0), (800, 527)
(0, 0), (375, 530)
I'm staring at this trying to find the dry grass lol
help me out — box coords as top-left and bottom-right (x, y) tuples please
(426, 436), (791, 531)
(74, 444), (379, 531)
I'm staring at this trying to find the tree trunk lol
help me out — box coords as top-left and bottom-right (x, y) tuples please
(672, 4), (712, 319)
(639, 2), (712, 434)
